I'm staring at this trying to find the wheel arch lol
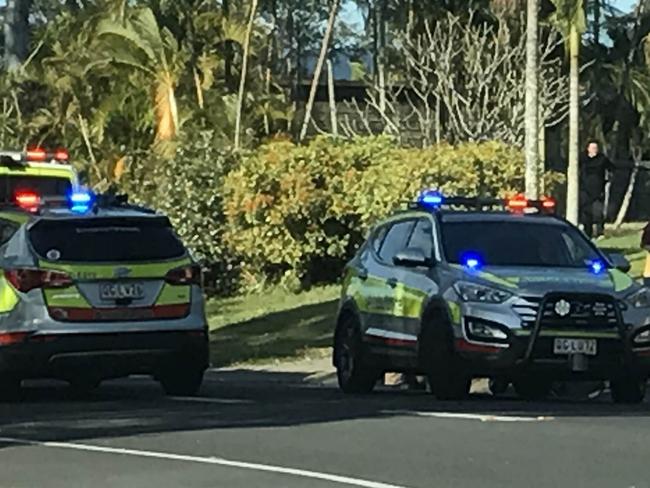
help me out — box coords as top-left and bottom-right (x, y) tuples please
(333, 298), (363, 366)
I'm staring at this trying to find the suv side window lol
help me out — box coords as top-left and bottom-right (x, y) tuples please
(378, 220), (415, 263)
(372, 225), (389, 254)
(407, 218), (434, 259)
(0, 219), (18, 246)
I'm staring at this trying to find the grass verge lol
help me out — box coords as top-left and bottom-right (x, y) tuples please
(598, 222), (646, 280)
(207, 285), (339, 368)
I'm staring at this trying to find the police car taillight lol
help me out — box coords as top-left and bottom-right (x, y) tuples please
(14, 190), (41, 213)
(5, 268), (73, 293)
(165, 264), (202, 286)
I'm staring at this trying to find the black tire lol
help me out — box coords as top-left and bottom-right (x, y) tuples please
(610, 377), (646, 404)
(513, 378), (552, 401)
(333, 313), (378, 394)
(0, 374), (21, 402)
(489, 378), (510, 396)
(420, 308), (470, 401)
(160, 368), (204, 396)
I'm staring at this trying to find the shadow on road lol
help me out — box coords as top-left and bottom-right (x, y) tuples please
(0, 369), (649, 450)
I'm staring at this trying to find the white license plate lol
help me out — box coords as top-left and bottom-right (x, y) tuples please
(100, 283), (144, 300)
(553, 338), (597, 356)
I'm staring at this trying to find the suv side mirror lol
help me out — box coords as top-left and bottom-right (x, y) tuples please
(608, 252), (631, 273)
(393, 247), (432, 268)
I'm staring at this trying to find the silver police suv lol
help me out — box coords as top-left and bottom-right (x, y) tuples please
(334, 192), (650, 403)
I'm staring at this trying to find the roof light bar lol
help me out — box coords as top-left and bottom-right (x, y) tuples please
(412, 191), (557, 215)
(69, 189), (94, 214)
(25, 147), (48, 162)
(23, 146), (70, 164)
(417, 190), (444, 209)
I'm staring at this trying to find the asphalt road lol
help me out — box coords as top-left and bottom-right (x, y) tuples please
(1, 370), (649, 488)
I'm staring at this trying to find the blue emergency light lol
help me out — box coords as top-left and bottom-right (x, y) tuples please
(589, 260), (605, 275)
(417, 189), (444, 209)
(69, 190), (94, 214)
(461, 252), (483, 271)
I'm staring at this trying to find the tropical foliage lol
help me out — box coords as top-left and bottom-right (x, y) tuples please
(1, 0), (649, 293)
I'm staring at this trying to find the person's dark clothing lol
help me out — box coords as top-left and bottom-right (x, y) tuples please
(580, 152), (615, 201)
(580, 199), (605, 239)
(579, 152), (614, 238)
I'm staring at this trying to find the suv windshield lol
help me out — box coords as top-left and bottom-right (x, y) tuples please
(29, 217), (186, 262)
(0, 175), (72, 200)
(441, 221), (602, 268)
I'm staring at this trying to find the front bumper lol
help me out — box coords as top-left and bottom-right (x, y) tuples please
(0, 329), (209, 380)
(454, 293), (650, 380)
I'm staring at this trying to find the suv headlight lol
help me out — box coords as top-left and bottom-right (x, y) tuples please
(454, 281), (513, 304)
(625, 287), (650, 309)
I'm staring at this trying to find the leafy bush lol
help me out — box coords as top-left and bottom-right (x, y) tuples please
(122, 131), (239, 295)
(222, 136), (562, 290)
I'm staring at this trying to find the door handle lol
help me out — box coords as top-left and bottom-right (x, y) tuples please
(387, 278), (398, 288)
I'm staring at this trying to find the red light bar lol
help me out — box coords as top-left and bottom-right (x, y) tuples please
(23, 147), (70, 163)
(25, 147), (47, 162)
(14, 190), (41, 213)
(541, 197), (556, 209)
(53, 148), (69, 162)
(507, 194), (528, 212)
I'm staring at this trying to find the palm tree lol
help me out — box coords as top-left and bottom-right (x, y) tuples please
(96, 7), (185, 144)
(525, 0), (540, 199)
(550, 0), (586, 224)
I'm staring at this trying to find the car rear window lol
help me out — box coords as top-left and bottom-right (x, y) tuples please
(0, 175), (72, 200)
(29, 217), (186, 262)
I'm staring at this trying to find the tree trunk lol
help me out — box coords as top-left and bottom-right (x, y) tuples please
(378, 0), (387, 126)
(223, 0), (234, 91)
(566, 24), (581, 224)
(299, 0), (341, 142)
(3, 0), (31, 71)
(154, 73), (178, 142)
(538, 121), (546, 194)
(593, 0), (601, 46)
(327, 59), (338, 137)
(614, 164), (639, 228)
(234, 0), (258, 150)
(524, 0), (540, 199)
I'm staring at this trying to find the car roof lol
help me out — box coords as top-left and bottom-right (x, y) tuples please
(31, 207), (163, 221)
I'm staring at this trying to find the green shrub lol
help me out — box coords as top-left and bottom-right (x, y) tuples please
(122, 131), (239, 295)
(222, 136), (562, 290)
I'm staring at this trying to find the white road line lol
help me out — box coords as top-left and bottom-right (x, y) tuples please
(382, 410), (553, 422)
(0, 437), (409, 488)
(167, 396), (253, 405)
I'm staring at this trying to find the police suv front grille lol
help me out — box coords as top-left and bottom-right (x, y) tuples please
(512, 297), (541, 328)
(513, 296), (619, 330)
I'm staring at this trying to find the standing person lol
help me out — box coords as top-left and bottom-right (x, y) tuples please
(642, 222), (650, 287)
(579, 140), (614, 239)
